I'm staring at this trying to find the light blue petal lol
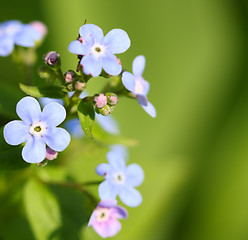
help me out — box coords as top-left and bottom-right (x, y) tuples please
(96, 163), (110, 176)
(87, 210), (96, 227)
(119, 186), (142, 207)
(4, 120), (29, 145)
(98, 199), (117, 208)
(22, 136), (46, 163)
(107, 151), (126, 169)
(15, 25), (41, 47)
(68, 40), (89, 55)
(141, 100), (156, 118)
(126, 164), (144, 187)
(44, 127), (71, 152)
(81, 55), (102, 77)
(122, 71), (135, 92)
(0, 36), (14, 56)
(98, 180), (118, 200)
(39, 97), (64, 107)
(140, 78), (150, 96)
(110, 145), (128, 159)
(113, 205), (128, 219)
(1, 20), (22, 37)
(95, 113), (120, 135)
(132, 55), (146, 77)
(79, 24), (103, 43)
(16, 97), (41, 124)
(79, 91), (89, 99)
(137, 95), (148, 106)
(102, 53), (122, 76)
(64, 118), (84, 138)
(41, 102), (66, 127)
(103, 29), (130, 54)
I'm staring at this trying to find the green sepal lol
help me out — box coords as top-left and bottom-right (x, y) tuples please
(20, 83), (65, 99)
(77, 98), (95, 139)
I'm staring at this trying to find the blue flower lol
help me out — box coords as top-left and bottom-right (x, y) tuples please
(0, 20), (45, 57)
(68, 24), (130, 77)
(4, 97), (71, 163)
(96, 150), (144, 207)
(122, 55), (156, 118)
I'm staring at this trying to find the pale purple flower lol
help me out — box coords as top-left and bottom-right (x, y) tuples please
(4, 97), (71, 163)
(68, 24), (130, 77)
(88, 199), (127, 238)
(96, 150), (144, 207)
(122, 55), (156, 118)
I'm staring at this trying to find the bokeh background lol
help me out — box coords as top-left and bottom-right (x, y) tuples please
(1, 0), (248, 239)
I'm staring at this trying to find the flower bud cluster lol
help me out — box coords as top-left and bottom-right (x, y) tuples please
(94, 93), (118, 116)
(64, 70), (86, 92)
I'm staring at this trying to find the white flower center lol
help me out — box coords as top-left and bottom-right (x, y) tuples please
(114, 172), (126, 184)
(29, 121), (47, 137)
(91, 43), (105, 58)
(95, 208), (111, 222)
(135, 81), (144, 94)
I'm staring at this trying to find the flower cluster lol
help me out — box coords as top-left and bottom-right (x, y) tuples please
(2, 21), (154, 239)
(0, 20), (46, 57)
(88, 147), (144, 238)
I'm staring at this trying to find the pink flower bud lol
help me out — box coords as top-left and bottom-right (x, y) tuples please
(46, 147), (58, 161)
(44, 51), (60, 67)
(94, 94), (107, 109)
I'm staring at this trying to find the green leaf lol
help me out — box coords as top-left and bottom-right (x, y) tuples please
(77, 98), (95, 139)
(19, 83), (65, 99)
(0, 127), (28, 170)
(23, 179), (61, 240)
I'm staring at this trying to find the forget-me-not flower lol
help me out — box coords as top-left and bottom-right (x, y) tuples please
(96, 150), (144, 207)
(0, 20), (45, 57)
(68, 24), (130, 77)
(4, 96), (71, 163)
(88, 199), (127, 238)
(122, 55), (156, 118)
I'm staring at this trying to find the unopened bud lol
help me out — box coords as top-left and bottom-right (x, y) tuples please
(66, 83), (75, 92)
(37, 159), (48, 167)
(44, 51), (61, 68)
(75, 81), (86, 91)
(94, 94), (107, 109)
(97, 104), (114, 116)
(106, 93), (118, 106)
(64, 70), (76, 83)
(46, 147), (58, 161)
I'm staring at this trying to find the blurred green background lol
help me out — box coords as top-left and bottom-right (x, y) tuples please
(1, 0), (248, 239)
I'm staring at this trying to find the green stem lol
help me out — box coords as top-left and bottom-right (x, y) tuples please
(25, 64), (33, 86)
(57, 68), (65, 85)
(41, 179), (100, 206)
